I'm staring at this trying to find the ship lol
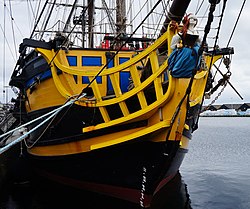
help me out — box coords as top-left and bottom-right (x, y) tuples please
(2, 0), (235, 207)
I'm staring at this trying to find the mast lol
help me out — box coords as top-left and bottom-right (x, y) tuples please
(101, 0), (116, 33)
(88, 0), (95, 48)
(160, 0), (191, 36)
(116, 0), (126, 35)
(63, 0), (79, 33)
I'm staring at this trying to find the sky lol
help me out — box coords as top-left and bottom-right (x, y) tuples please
(0, 0), (249, 105)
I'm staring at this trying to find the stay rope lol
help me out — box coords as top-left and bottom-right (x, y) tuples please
(0, 94), (86, 155)
(51, 0), (166, 125)
(204, 0), (246, 106)
(78, 0), (164, 99)
(160, 2), (225, 183)
(226, 0), (246, 48)
(168, 0), (226, 136)
(2, 1), (165, 154)
(191, 0), (227, 113)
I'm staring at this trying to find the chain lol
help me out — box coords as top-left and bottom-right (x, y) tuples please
(201, 53), (232, 113)
(201, 81), (228, 113)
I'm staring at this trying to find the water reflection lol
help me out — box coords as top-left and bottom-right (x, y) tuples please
(151, 172), (192, 209)
(0, 172), (192, 209)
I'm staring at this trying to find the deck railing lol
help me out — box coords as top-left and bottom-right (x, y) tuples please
(36, 25), (215, 132)
(36, 29), (178, 129)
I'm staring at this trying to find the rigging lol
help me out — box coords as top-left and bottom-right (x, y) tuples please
(226, 0), (246, 47)
(30, 0), (49, 38)
(101, 0), (116, 34)
(212, 0), (246, 101)
(43, 0), (167, 128)
(0, 24), (15, 61)
(40, 0), (57, 40)
(3, 0), (6, 103)
(8, 0), (18, 58)
(79, 0), (164, 98)
(195, 0), (205, 15)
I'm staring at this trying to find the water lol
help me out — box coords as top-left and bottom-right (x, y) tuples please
(0, 117), (249, 209)
(180, 117), (250, 209)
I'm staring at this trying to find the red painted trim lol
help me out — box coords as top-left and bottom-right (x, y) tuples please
(37, 169), (152, 207)
(154, 173), (177, 195)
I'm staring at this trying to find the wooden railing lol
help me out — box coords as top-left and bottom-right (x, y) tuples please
(36, 30), (177, 129)
(36, 26), (216, 133)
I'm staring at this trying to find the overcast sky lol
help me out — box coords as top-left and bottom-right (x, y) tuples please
(0, 0), (249, 105)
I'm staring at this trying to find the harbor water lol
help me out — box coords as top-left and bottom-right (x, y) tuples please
(180, 117), (250, 209)
(0, 117), (250, 209)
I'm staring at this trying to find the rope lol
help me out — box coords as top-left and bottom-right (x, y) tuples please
(192, 0), (228, 131)
(30, 0), (49, 38)
(213, 0), (246, 70)
(48, 0), (165, 128)
(162, 2), (223, 178)
(29, 0), (95, 78)
(10, 0), (49, 77)
(195, 0), (205, 15)
(29, 0), (165, 135)
(27, 0), (37, 30)
(150, 4), (169, 40)
(3, 0), (7, 103)
(78, 0), (164, 99)
(40, 0), (57, 40)
(0, 107), (58, 155)
(24, 108), (57, 149)
(226, 0), (246, 47)
(8, 0), (18, 58)
(166, 0), (223, 136)
(11, 1), (92, 95)
(33, 0), (42, 29)
(0, 94), (86, 155)
(0, 24), (16, 62)
(0, 94), (84, 140)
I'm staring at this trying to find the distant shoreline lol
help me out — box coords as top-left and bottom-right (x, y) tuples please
(200, 115), (250, 117)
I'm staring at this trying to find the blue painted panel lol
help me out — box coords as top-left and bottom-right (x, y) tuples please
(67, 56), (77, 66)
(119, 57), (130, 92)
(120, 71), (130, 93)
(107, 58), (114, 93)
(95, 76), (102, 84)
(82, 76), (102, 84)
(119, 57), (130, 64)
(82, 56), (102, 66)
(73, 75), (78, 84)
(26, 70), (52, 88)
(107, 58), (114, 68)
(82, 76), (89, 84)
(164, 72), (169, 82)
(107, 57), (131, 93)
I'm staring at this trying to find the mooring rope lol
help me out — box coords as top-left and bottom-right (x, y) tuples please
(0, 94), (86, 155)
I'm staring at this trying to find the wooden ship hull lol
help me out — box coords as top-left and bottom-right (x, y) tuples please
(6, 0), (233, 206)
(10, 37), (219, 206)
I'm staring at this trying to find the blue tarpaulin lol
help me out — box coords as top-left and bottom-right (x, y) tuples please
(168, 45), (200, 78)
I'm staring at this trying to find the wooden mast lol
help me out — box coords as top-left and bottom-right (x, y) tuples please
(63, 0), (79, 33)
(116, 0), (126, 35)
(158, 0), (191, 53)
(160, 0), (191, 36)
(115, 0), (126, 47)
(88, 0), (95, 48)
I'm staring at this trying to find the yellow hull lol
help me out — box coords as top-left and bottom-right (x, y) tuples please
(20, 24), (222, 157)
